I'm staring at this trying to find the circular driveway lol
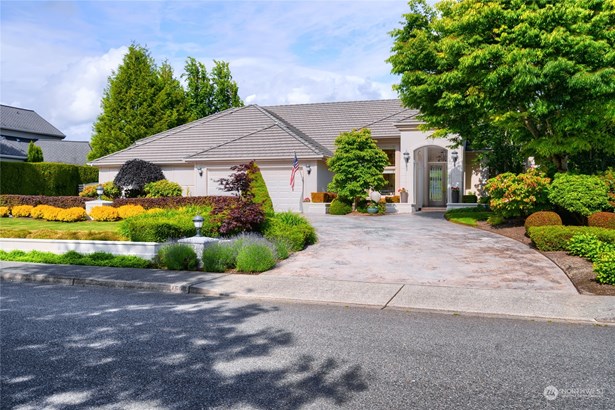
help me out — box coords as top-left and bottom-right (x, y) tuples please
(265, 212), (577, 293)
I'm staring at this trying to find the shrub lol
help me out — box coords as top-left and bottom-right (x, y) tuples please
(528, 226), (615, 251)
(90, 206), (120, 222)
(0, 206), (9, 217)
(114, 159), (165, 197)
(548, 173), (610, 218)
(0, 162), (98, 196)
(113, 196), (238, 210)
(311, 192), (337, 203)
(484, 170), (551, 218)
(144, 180), (182, 197)
(247, 163), (274, 216)
(217, 202), (265, 235)
(0, 229), (31, 238)
(588, 212), (615, 230)
(0, 229), (125, 241)
(263, 212), (317, 251)
(594, 251), (615, 285)
(329, 198), (352, 215)
(524, 211), (563, 233)
(271, 238), (291, 260)
(0, 195), (90, 209)
(236, 243), (276, 273)
(30, 205), (61, 220)
(462, 194), (478, 203)
(79, 182), (120, 200)
(567, 234), (615, 262)
(119, 207), (217, 242)
(56, 207), (88, 222)
(599, 169), (615, 209)
(11, 205), (34, 218)
(157, 244), (198, 271)
(202, 242), (237, 273)
(146, 207), (165, 214)
(117, 204), (146, 219)
(26, 141), (44, 162)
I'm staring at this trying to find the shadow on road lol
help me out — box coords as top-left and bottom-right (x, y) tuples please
(1, 283), (368, 409)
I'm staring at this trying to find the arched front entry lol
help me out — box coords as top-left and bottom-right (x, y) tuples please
(414, 146), (448, 208)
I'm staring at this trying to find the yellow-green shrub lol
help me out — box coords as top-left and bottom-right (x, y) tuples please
(11, 205), (34, 218)
(0, 207), (9, 217)
(90, 206), (120, 221)
(117, 204), (146, 219)
(31, 205), (59, 220)
(56, 207), (88, 222)
(146, 207), (164, 214)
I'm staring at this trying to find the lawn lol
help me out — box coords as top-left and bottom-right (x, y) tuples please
(444, 207), (492, 226)
(0, 218), (122, 232)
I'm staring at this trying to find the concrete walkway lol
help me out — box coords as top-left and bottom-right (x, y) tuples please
(2, 261), (614, 325)
(266, 213), (577, 293)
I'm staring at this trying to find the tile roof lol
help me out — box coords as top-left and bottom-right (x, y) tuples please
(35, 140), (91, 165)
(0, 105), (65, 139)
(90, 99), (418, 166)
(0, 138), (28, 160)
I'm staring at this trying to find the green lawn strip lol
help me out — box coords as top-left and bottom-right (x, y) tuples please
(444, 207), (492, 226)
(0, 249), (150, 269)
(0, 218), (122, 232)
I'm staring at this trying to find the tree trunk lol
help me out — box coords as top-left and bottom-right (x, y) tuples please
(552, 154), (569, 172)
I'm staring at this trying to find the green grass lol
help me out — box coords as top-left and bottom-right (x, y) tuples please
(0, 249), (151, 268)
(444, 207), (492, 226)
(0, 217), (122, 232)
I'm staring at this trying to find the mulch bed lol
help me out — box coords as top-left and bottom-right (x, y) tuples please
(476, 221), (615, 296)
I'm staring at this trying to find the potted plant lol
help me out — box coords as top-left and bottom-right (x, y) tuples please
(451, 185), (460, 203)
(398, 187), (408, 203)
(367, 201), (379, 214)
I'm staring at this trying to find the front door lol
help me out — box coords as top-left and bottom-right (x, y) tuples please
(428, 163), (446, 207)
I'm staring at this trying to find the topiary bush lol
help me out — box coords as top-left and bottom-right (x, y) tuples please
(11, 205), (34, 218)
(144, 180), (183, 197)
(89, 206), (120, 222)
(524, 211), (563, 233)
(236, 243), (276, 273)
(329, 198), (352, 215)
(113, 159), (165, 198)
(548, 173), (610, 218)
(594, 251), (615, 285)
(157, 244), (198, 271)
(588, 212), (615, 230)
(484, 169), (551, 218)
(56, 207), (88, 222)
(247, 162), (274, 216)
(528, 226), (615, 251)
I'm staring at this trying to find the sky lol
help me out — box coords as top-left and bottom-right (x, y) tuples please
(0, 0), (413, 142)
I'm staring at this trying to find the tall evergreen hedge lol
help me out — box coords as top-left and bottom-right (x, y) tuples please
(0, 162), (99, 196)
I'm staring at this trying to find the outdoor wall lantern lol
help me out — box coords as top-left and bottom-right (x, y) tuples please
(403, 150), (410, 170)
(451, 151), (459, 166)
(196, 166), (203, 176)
(193, 215), (204, 237)
(305, 164), (311, 175)
(96, 184), (104, 200)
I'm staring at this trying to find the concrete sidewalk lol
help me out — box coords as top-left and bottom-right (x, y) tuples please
(2, 261), (614, 325)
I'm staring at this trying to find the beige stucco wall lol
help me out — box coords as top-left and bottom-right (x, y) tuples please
(464, 152), (488, 197)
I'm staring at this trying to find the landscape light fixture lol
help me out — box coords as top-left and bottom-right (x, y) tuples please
(96, 184), (104, 200)
(193, 215), (204, 237)
(305, 164), (311, 175)
(451, 151), (459, 166)
(403, 150), (410, 170)
(196, 166), (203, 176)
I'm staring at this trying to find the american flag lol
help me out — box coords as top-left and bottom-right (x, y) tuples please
(290, 152), (299, 191)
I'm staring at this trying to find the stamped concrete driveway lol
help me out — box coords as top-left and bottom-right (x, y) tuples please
(265, 212), (577, 293)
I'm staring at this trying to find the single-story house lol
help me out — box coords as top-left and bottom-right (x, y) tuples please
(0, 104), (91, 165)
(89, 99), (486, 212)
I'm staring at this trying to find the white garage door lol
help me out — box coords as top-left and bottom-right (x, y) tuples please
(260, 168), (304, 212)
(206, 169), (233, 196)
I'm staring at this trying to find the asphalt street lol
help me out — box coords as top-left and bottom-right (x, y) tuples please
(1, 282), (613, 409)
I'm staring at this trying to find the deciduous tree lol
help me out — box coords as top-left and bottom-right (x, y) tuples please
(389, 0), (615, 171)
(327, 129), (389, 210)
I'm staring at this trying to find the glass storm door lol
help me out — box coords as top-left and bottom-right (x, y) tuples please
(428, 164), (446, 207)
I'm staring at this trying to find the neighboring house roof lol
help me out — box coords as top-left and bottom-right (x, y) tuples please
(0, 137), (91, 165)
(0, 105), (66, 139)
(35, 140), (92, 165)
(90, 99), (419, 166)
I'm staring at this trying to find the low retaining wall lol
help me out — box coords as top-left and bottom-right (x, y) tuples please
(0, 238), (163, 260)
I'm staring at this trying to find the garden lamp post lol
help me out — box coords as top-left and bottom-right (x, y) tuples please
(96, 184), (104, 200)
(451, 151), (459, 166)
(193, 215), (204, 237)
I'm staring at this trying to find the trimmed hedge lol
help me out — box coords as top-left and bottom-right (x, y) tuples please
(113, 196), (238, 210)
(0, 162), (98, 196)
(528, 226), (615, 251)
(311, 192), (337, 203)
(462, 194), (478, 203)
(0, 195), (92, 208)
(248, 163), (274, 216)
(329, 198), (352, 215)
(524, 211), (563, 233)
